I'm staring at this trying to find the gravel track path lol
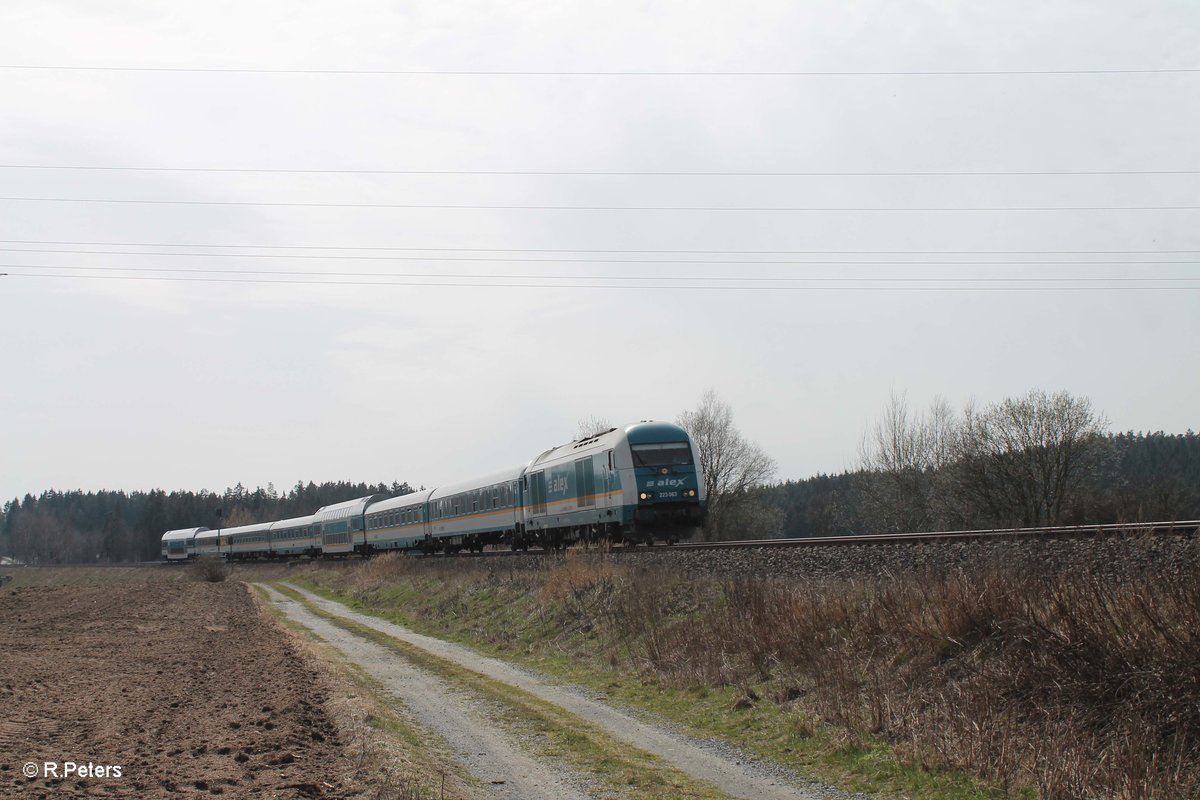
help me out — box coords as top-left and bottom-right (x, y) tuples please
(258, 583), (594, 800)
(277, 581), (829, 800)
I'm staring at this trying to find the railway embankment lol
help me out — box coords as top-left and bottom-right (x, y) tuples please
(423, 529), (1198, 581)
(283, 533), (1200, 799)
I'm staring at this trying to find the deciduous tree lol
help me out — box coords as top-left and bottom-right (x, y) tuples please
(857, 392), (958, 532)
(953, 390), (1110, 527)
(677, 390), (777, 539)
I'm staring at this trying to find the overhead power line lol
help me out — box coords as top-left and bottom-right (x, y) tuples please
(7, 272), (1196, 292)
(6, 263), (1197, 282)
(3, 240), (1199, 255)
(2, 164), (1197, 177)
(3, 248), (1198, 266)
(3, 196), (1198, 212)
(1, 64), (1197, 76)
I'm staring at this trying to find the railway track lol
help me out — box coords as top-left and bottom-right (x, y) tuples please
(11, 520), (1195, 567)
(410, 518), (1200, 560)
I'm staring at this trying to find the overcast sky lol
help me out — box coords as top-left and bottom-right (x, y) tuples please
(1, 1), (1197, 504)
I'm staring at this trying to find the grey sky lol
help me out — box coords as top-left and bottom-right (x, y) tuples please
(1, 1), (1197, 504)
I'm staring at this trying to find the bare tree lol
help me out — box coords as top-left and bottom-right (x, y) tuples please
(857, 391), (959, 532)
(575, 415), (614, 440)
(677, 390), (777, 539)
(951, 390), (1110, 527)
(10, 511), (88, 564)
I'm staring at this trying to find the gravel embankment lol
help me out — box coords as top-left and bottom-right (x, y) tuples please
(456, 532), (1198, 581)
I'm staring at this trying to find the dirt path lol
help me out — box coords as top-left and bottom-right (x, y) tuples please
(259, 584), (595, 800)
(276, 581), (826, 800)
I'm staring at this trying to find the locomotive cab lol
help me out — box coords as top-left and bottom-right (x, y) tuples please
(622, 422), (707, 543)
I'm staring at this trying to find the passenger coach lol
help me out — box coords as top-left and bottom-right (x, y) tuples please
(160, 527), (208, 560)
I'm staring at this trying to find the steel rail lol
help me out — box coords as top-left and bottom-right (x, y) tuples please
(9, 520), (1195, 567)
(408, 519), (1200, 559)
(674, 519), (1200, 550)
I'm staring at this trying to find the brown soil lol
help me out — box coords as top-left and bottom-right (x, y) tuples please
(0, 579), (364, 798)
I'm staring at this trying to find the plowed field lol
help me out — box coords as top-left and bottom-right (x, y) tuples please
(0, 578), (362, 798)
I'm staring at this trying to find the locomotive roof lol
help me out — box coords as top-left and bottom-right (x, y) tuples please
(623, 420), (692, 445)
(526, 420), (692, 468)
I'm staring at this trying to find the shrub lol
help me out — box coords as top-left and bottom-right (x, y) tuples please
(188, 556), (228, 583)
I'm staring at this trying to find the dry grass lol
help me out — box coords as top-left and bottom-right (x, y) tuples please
(188, 556), (229, 582)
(582, 540), (1200, 799)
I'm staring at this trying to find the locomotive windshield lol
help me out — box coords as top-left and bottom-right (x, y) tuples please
(631, 442), (694, 467)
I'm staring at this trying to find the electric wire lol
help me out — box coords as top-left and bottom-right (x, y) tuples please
(2, 196), (1198, 211)
(5, 272), (1193, 291)
(2, 164), (1197, 177)
(3, 248), (1199, 266)
(4, 263), (1196, 282)
(2, 239), (1198, 255)
(2, 64), (1197, 76)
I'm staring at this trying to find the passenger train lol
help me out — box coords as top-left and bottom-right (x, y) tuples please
(161, 421), (706, 560)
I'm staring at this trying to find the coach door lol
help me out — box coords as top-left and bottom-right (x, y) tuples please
(602, 450), (615, 510)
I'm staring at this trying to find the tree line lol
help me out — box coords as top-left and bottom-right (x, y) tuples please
(0, 480), (413, 564)
(762, 395), (1200, 539)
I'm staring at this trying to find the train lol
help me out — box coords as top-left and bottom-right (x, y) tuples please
(161, 421), (706, 560)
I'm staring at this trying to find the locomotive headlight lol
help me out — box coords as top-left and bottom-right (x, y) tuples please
(639, 491), (653, 501)
(686, 489), (697, 498)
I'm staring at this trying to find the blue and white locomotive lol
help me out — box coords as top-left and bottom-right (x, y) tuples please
(163, 420), (706, 559)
